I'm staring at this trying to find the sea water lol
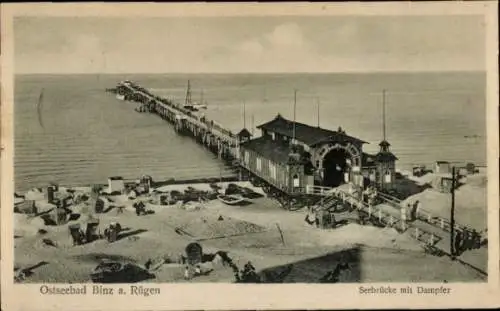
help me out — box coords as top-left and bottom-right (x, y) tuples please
(14, 72), (486, 191)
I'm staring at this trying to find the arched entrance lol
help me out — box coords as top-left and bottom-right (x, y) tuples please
(323, 149), (349, 187)
(312, 142), (361, 188)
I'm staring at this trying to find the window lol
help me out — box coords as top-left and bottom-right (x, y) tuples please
(256, 157), (262, 171)
(369, 170), (376, 181)
(271, 132), (276, 140)
(244, 151), (250, 165)
(293, 174), (300, 187)
(270, 163), (277, 180)
(384, 170), (391, 183)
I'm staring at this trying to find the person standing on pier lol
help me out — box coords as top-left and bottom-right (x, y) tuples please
(410, 200), (419, 222)
(453, 230), (463, 256)
(471, 229), (480, 249)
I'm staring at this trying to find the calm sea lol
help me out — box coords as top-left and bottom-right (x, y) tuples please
(14, 72), (486, 192)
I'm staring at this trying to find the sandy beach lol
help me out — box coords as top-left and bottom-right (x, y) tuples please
(14, 175), (487, 283)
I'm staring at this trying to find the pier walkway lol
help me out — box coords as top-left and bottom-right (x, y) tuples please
(113, 81), (240, 163)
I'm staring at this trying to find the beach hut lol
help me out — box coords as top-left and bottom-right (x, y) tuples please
(94, 198), (105, 214)
(434, 161), (451, 174)
(432, 175), (454, 193)
(412, 165), (426, 177)
(46, 186), (56, 204)
(466, 163), (476, 174)
(108, 176), (125, 194)
(140, 175), (154, 193)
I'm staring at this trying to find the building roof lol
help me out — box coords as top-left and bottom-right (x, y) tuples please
(257, 114), (367, 146)
(436, 161), (450, 165)
(237, 128), (252, 138)
(240, 136), (293, 164)
(379, 140), (391, 148)
(376, 151), (398, 162)
(362, 152), (377, 167)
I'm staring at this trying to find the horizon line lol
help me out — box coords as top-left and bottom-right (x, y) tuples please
(15, 69), (486, 75)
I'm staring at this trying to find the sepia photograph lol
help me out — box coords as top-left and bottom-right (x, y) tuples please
(1, 2), (499, 310)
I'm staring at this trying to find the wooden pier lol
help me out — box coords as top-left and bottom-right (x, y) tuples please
(111, 81), (241, 164)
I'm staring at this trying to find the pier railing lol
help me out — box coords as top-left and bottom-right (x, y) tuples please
(116, 81), (239, 157)
(304, 185), (335, 196)
(337, 188), (446, 246)
(377, 190), (473, 233)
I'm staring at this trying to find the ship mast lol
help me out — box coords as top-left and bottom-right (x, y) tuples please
(185, 80), (192, 106)
(382, 89), (386, 141)
(293, 89), (297, 144)
(243, 100), (246, 129)
(316, 97), (320, 128)
(251, 114), (255, 136)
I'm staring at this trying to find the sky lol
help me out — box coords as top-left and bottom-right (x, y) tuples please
(14, 15), (486, 74)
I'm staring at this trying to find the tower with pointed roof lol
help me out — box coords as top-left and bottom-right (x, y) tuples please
(237, 128), (252, 143)
(375, 90), (398, 190)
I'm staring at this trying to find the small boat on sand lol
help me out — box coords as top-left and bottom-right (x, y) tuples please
(217, 194), (248, 206)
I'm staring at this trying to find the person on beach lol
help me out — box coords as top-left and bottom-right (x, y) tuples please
(304, 207), (316, 226)
(194, 265), (201, 277)
(232, 265), (241, 282)
(462, 230), (471, 251)
(145, 258), (152, 270)
(184, 266), (191, 280)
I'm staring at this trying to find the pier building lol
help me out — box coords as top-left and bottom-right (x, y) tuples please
(239, 113), (397, 194)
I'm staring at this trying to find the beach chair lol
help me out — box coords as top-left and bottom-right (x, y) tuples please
(185, 242), (203, 265)
(134, 202), (147, 216)
(105, 222), (121, 242)
(94, 198), (105, 213)
(68, 224), (85, 245)
(86, 219), (100, 243)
